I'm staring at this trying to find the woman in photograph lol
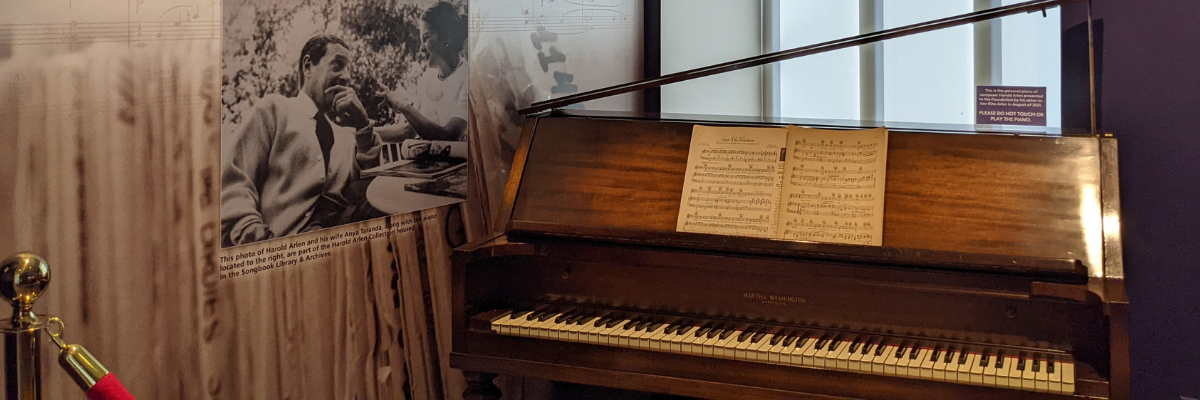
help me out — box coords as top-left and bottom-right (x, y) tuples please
(382, 1), (468, 143)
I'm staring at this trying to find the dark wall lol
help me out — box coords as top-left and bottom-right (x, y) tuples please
(1067, 1), (1200, 398)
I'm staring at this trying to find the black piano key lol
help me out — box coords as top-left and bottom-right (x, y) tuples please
(647, 322), (665, 332)
(995, 350), (1005, 368)
(929, 345), (940, 362)
(1048, 358), (1055, 374)
(769, 330), (787, 346)
(847, 338), (861, 354)
(604, 317), (623, 328)
(560, 314), (579, 325)
(801, 331), (817, 348)
(694, 325), (713, 337)
(1032, 355), (1041, 373)
(979, 349), (991, 367)
(815, 333), (832, 350)
(875, 339), (888, 356)
(830, 334), (846, 351)
(706, 326), (724, 339)
(944, 346), (956, 363)
(862, 337), (877, 355)
(636, 319), (655, 331)
(896, 341), (910, 359)
(1017, 353), (1027, 371)
(719, 327), (736, 340)
(524, 310), (545, 321)
(781, 333), (798, 348)
(751, 331), (767, 344)
(737, 329), (754, 342)
(958, 347), (970, 365)
(910, 342), (922, 360)
(537, 310), (557, 322)
(593, 316), (611, 327)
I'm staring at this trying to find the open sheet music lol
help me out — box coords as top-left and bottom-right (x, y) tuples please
(677, 125), (889, 246)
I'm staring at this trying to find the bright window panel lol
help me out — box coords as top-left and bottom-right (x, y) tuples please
(778, 0), (860, 121)
(882, 0), (975, 125)
(1000, 0), (1062, 127)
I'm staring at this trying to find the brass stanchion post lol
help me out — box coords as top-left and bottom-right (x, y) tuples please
(0, 253), (50, 400)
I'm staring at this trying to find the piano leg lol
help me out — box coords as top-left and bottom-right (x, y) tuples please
(463, 371), (501, 400)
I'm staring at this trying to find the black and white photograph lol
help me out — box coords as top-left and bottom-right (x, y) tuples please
(221, 0), (468, 247)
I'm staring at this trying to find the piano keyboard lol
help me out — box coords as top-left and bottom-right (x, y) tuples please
(485, 308), (1076, 395)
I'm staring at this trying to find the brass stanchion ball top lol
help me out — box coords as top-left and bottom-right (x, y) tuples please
(0, 252), (50, 307)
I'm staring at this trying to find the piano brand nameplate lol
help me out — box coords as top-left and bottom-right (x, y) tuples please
(677, 125), (889, 246)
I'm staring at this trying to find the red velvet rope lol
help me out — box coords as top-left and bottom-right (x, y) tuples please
(86, 373), (135, 400)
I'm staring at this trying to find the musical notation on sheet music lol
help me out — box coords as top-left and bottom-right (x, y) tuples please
(777, 127), (889, 246)
(677, 126), (788, 238)
(0, 0), (220, 50)
(470, 0), (635, 35)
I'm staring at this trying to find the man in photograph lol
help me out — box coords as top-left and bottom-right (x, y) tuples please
(221, 34), (381, 246)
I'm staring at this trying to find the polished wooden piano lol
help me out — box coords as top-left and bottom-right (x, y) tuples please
(450, 109), (1128, 400)
(453, 1), (1123, 397)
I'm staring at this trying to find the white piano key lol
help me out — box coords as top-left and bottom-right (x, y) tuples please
(701, 332), (723, 357)
(883, 345), (901, 375)
(489, 312), (515, 333)
(1048, 359), (1063, 393)
(1061, 360), (1075, 394)
(1035, 358), (1050, 392)
(964, 352), (982, 384)
(955, 352), (975, 384)
(616, 321), (639, 347)
(802, 335), (824, 366)
(983, 352), (998, 386)
(831, 340), (853, 370)
(766, 339), (786, 363)
(858, 343), (878, 373)
(1006, 356), (1023, 389)
(943, 348), (961, 381)
(932, 348), (949, 380)
(792, 336), (817, 366)
(918, 348), (935, 379)
(516, 314), (541, 337)
(598, 321), (626, 345)
(715, 330), (740, 358)
(630, 323), (654, 348)
(871, 344), (892, 374)
(894, 344), (913, 376)
(673, 326), (697, 353)
(732, 331), (755, 360)
(749, 333), (773, 361)
(682, 328), (708, 354)
(1021, 356), (1036, 390)
(902, 345), (921, 377)
(647, 325), (670, 350)
(848, 342), (867, 371)
(492, 313), (517, 335)
(996, 355), (1014, 387)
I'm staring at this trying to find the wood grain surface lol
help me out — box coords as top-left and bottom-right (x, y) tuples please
(512, 117), (1105, 275)
(0, 41), (477, 399)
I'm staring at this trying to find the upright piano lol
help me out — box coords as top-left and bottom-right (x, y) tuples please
(450, 110), (1128, 399)
(452, 1), (1125, 398)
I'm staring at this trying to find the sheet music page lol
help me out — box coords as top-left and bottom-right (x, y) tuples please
(676, 125), (788, 238)
(778, 126), (888, 246)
